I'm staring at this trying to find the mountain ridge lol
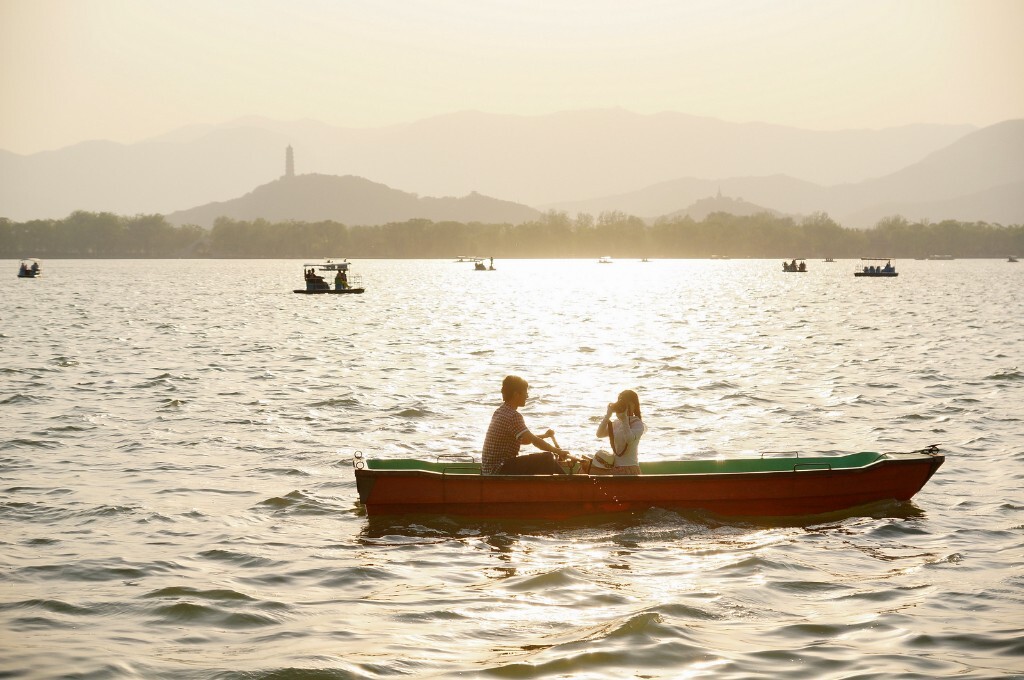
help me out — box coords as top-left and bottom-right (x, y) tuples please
(0, 109), (975, 222)
(164, 173), (542, 227)
(549, 120), (1024, 226)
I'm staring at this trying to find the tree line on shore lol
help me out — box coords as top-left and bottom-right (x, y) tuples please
(2, 210), (1022, 259)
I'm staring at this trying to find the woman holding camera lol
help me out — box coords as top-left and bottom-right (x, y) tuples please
(595, 389), (646, 475)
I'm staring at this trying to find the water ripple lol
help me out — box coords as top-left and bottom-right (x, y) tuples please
(1, 258), (1021, 679)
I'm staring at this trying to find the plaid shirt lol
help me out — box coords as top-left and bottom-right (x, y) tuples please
(482, 402), (529, 474)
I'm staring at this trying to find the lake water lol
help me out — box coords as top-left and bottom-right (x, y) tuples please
(2, 258), (1022, 679)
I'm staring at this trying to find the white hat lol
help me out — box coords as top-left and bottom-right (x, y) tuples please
(591, 449), (616, 469)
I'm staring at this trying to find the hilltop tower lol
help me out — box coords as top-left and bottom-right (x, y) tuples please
(285, 145), (295, 178)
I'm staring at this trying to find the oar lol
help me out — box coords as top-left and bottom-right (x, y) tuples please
(542, 431), (569, 458)
(547, 433), (585, 474)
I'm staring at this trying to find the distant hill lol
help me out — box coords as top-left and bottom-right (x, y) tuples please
(827, 119), (1024, 224)
(0, 127), (290, 221)
(544, 175), (817, 220)
(843, 180), (1024, 227)
(317, 110), (972, 207)
(164, 173), (541, 228)
(662, 193), (779, 222)
(0, 110), (972, 221)
(546, 120), (1024, 227)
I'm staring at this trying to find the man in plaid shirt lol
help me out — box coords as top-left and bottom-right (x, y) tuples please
(482, 375), (569, 475)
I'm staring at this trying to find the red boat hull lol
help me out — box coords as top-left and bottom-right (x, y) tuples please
(355, 454), (944, 519)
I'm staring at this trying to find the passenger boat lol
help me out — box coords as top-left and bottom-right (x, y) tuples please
(17, 258), (41, 278)
(473, 257), (495, 271)
(782, 259), (807, 272)
(353, 445), (944, 519)
(293, 259), (365, 294)
(598, 256), (613, 264)
(855, 258), (898, 277)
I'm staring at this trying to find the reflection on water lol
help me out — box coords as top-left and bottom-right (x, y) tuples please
(1, 258), (1022, 678)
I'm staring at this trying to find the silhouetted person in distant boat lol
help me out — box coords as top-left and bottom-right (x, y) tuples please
(798, 261), (806, 272)
(30, 262), (38, 274)
(482, 375), (569, 475)
(335, 270), (348, 290)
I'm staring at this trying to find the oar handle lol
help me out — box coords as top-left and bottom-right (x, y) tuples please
(540, 430), (574, 464)
(548, 435), (583, 474)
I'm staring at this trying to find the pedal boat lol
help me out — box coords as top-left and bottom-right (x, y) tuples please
(855, 258), (898, 277)
(294, 259), (365, 294)
(17, 258), (41, 278)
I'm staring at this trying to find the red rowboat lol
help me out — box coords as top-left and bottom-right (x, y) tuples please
(354, 446), (944, 519)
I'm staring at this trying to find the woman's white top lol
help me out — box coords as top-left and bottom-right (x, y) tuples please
(598, 413), (646, 467)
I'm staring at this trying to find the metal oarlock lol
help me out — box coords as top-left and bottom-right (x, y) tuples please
(352, 451), (365, 469)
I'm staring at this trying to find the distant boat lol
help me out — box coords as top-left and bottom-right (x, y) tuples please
(17, 258), (41, 278)
(1009, 256), (1019, 263)
(782, 259), (807, 272)
(598, 256), (613, 264)
(855, 258), (898, 277)
(823, 258), (836, 263)
(927, 255), (955, 260)
(294, 259), (365, 294)
(473, 257), (495, 271)
(640, 257), (651, 263)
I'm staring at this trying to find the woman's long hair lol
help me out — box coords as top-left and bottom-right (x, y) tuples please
(616, 390), (641, 420)
(609, 389), (641, 457)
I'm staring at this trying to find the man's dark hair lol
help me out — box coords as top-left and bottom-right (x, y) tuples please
(501, 375), (528, 402)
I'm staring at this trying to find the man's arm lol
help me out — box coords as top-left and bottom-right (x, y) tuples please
(521, 429), (568, 458)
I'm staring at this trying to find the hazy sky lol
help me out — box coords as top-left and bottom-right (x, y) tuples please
(2, 0), (1023, 154)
